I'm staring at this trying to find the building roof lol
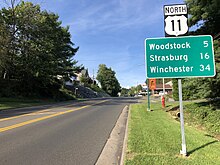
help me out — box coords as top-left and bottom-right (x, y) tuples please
(155, 84), (172, 89)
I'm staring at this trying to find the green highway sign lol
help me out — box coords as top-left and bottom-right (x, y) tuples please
(145, 35), (216, 78)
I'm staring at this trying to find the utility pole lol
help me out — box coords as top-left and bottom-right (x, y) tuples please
(93, 69), (95, 85)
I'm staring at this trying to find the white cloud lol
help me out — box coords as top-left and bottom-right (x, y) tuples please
(68, 0), (162, 34)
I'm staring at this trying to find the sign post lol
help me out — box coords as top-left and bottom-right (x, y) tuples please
(145, 3), (216, 156)
(145, 35), (215, 156)
(147, 79), (151, 111)
(178, 78), (186, 155)
(147, 79), (156, 111)
(145, 35), (215, 79)
(149, 78), (156, 95)
(164, 4), (188, 37)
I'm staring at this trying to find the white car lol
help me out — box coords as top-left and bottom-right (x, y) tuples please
(159, 91), (167, 96)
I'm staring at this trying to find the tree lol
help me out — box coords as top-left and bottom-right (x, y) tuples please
(186, 0), (220, 36)
(120, 88), (129, 97)
(185, 0), (220, 65)
(136, 84), (142, 93)
(0, 0), (22, 80)
(0, 1), (79, 97)
(80, 74), (92, 87)
(128, 86), (136, 96)
(171, 0), (220, 100)
(96, 64), (121, 97)
(0, 14), (10, 79)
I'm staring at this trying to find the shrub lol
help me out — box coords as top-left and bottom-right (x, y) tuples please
(184, 101), (220, 135)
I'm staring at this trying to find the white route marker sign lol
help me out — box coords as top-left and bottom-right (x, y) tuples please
(164, 4), (188, 37)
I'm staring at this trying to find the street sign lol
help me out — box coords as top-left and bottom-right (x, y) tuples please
(164, 4), (188, 37)
(149, 79), (156, 90)
(145, 35), (216, 78)
(163, 4), (189, 157)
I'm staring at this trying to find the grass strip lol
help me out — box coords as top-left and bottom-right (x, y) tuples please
(125, 101), (220, 165)
(0, 97), (54, 110)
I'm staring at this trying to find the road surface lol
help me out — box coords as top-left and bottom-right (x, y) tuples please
(0, 98), (136, 165)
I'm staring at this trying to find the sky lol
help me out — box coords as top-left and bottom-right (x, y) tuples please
(2, 0), (186, 88)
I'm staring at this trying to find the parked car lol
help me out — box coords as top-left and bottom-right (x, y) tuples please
(134, 94), (143, 97)
(159, 91), (167, 96)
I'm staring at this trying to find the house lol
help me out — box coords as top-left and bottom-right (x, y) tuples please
(57, 69), (92, 86)
(65, 75), (77, 86)
(154, 83), (173, 94)
(74, 69), (90, 82)
(73, 69), (94, 86)
(141, 81), (173, 93)
(57, 74), (77, 86)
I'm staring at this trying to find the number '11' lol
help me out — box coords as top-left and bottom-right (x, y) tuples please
(171, 20), (181, 31)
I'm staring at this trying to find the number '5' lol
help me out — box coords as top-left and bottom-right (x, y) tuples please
(203, 41), (208, 47)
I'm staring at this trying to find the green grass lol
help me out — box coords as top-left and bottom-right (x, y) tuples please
(125, 101), (220, 165)
(0, 97), (54, 110)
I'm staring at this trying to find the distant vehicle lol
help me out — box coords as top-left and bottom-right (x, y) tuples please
(134, 94), (143, 97)
(159, 91), (167, 96)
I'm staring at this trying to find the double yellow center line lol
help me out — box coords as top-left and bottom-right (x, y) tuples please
(0, 100), (109, 133)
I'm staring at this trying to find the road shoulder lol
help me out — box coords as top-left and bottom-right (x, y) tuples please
(96, 105), (129, 165)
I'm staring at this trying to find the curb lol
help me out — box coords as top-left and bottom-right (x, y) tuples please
(120, 105), (130, 165)
(96, 105), (129, 165)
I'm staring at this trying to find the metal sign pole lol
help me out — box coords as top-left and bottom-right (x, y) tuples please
(144, 3), (214, 157)
(178, 79), (187, 156)
(163, 78), (165, 94)
(147, 79), (151, 111)
(163, 4), (188, 156)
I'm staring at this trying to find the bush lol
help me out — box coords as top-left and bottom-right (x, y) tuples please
(0, 79), (20, 97)
(184, 101), (220, 135)
(52, 87), (76, 101)
(0, 78), (76, 101)
(90, 84), (104, 93)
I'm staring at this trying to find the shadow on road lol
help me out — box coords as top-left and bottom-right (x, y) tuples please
(0, 97), (139, 120)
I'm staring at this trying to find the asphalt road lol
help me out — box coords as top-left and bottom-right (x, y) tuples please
(0, 98), (136, 165)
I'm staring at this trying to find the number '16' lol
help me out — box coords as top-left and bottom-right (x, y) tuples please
(200, 53), (210, 60)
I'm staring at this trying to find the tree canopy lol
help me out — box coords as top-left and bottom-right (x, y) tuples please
(0, 1), (79, 98)
(172, 0), (220, 100)
(96, 64), (121, 97)
(186, 0), (220, 36)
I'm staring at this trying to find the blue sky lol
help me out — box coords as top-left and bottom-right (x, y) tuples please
(2, 0), (185, 88)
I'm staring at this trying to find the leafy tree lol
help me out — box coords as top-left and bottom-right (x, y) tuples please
(186, 0), (220, 36)
(120, 88), (129, 97)
(172, 79), (179, 100)
(213, 40), (220, 63)
(80, 74), (92, 87)
(126, 85), (144, 97)
(172, 0), (220, 100)
(0, 14), (10, 79)
(96, 64), (121, 97)
(0, 1), (79, 98)
(136, 84), (142, 93)
(186, 0), (220, 65)
(128, 86), (136, 97)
